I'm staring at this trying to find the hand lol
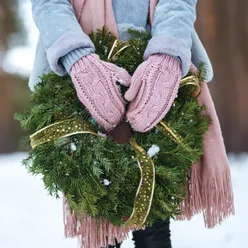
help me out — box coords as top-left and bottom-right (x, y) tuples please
(125, 54), (181, 132)
(70, 54), (131, 131)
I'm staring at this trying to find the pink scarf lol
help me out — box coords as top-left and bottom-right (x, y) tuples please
(71, 0), (118, 37)
(64, 1), (234, 247)
(71, 0), (156, 36)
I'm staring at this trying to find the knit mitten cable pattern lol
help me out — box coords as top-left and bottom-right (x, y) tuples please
(71, 54), (131, 131)
(125, 54), (181, 132)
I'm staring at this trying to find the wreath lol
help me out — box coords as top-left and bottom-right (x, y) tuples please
(16, 28), (210, 228)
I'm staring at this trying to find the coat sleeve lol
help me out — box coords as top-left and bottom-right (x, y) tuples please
(144, 0), (197, 76)
(31, 0), (95, 75)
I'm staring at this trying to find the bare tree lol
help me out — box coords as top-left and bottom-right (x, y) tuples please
(0, 0), (25, 153)
(196, 0), (248, 152)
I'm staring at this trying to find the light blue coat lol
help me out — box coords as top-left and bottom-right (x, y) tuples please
(29, 0), (213, 91)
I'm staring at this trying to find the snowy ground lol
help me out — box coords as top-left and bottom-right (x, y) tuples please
(0, 153), (247, 248)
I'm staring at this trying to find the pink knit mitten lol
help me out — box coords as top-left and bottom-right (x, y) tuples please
(71, 54), (131, 131)
(125, 54), (181, 132)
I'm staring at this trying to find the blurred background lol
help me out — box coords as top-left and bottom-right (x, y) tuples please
(0, 0), (247, 153)
(0, 1), (247, 248)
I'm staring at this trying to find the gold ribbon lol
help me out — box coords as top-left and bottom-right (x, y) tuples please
(156, 121), (184, 145)
(30, 119), (98, 149)
(107, 40), (131, 62)
(180, 75), (199, 88)
(124, 138), (155, 228)
(180, 75), (201, 96)
(155, 74), (201, 148)
(123, 75), (201, 227)
(156, 122), (193, 152)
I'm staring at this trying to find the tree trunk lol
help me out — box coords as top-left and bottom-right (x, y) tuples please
(196, 0), (248, 152)
(0, 74), (15, 153)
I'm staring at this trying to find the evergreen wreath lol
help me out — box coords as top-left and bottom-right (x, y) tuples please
(16, 28), (210, 228)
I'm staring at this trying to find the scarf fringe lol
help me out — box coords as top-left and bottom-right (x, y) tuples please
(178, 162), (202, 220)
(179, 162), (235, 228)
(201, 165), (235, 228)
(63, 198), (131, 248)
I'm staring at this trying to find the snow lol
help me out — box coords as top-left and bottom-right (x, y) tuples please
(0, 153), (247, 248)
(97, 131), (107, 138)
(147, 144), (160, 158)
(103, 179), (111, 186)
(70, 142), (77, 152)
